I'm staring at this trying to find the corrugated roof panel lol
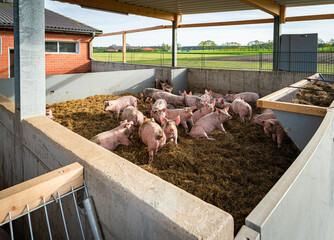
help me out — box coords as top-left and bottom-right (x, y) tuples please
(117, 0), (333, 14)
(0, 2), (102, 34)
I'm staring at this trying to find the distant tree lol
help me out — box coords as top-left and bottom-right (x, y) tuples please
(177, 43), (182, 50)
(198, 41), (206, 51)
(329, 39), (334, 51)
(161, 43), (171, 51)
(198, 40), (216, 51)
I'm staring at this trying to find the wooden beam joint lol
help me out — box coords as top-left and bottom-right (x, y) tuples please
(239, 0), (281, 16)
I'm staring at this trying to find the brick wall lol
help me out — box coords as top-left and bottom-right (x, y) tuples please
(0, 29), (92, 78)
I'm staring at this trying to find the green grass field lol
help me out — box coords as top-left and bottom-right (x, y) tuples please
(92, 52), (334, 73)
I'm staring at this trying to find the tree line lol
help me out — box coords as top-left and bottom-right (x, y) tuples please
(93, 38), (334, 52)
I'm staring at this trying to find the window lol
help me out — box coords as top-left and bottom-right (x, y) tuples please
(45, 41), (79, 54)
(46, 42), (57, 52)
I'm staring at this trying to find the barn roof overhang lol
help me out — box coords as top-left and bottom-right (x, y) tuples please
(54, 0), (334, 22)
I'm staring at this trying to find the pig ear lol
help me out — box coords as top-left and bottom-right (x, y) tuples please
(204, 103), (208, 107)
(175, 116), (181, 126)
(144, 116), (147, 121)
(191, 106), (197, 111)
(205, 89), (208, 94)
(221, 99), (225, 103)
(189, 91), (192, 96)
(163, 108), (167, 112)
(169, 87), (173, 93)
(212, 101), (215, 106)
(224, 106), (230, 112)
(216, 108), (220, 113)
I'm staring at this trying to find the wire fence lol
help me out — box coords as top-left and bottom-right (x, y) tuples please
(93, 51), (334, 76)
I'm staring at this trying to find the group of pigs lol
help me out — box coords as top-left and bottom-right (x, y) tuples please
(89, 85), (285, 164)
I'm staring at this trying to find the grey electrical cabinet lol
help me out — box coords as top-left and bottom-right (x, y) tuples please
(279, 33), (318, 73)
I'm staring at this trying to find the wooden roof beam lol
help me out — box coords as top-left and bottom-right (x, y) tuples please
(239, 0), (281, 16)
(96, 13), (334, 37)
(54, 0), (176, 21)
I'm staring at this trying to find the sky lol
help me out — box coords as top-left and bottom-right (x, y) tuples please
(45, 0), (334, 47)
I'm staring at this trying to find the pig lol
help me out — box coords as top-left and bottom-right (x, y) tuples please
(46, 109), (55, 120)
(200, 89), (213, 103)
(152, 91), (184, 107)
(91, 120), (135, 151)
(165, 107), (195, 133)
(139, 119), (166, 164)
(141, 88), (164, 102)
(167, 104), (176, 109)
(215, 98), (231, 109)
(121, 106), (144, 127)
(161, 116), (181, 146)
(252, 111), (276, 126)
(191, 102), (215, 124)
(180, 91), (205, 108)
(189, 107), (232, 141)
(231, 98), (252, 123)
(210, 91), (225, 99)
(225, 92), (259, 103)
(262, 119), (285, 148)
(104, 96), (137, 120)
(150, 99), (167, 123)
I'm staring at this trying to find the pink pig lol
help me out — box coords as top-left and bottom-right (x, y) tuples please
(141, 88), (164, 102)
(166, 107), (195, 133)
(152, 92), (184, 107)
(262, 119), (285, 148)
(150, 99), (167, 123)
(189, 107), (232, 141)
(161, 116), (181, 146)
(225, 92), (259, 103)
(191, 102), (215, 124)
(252, 111), (276, 126)
(200, 89), (213, 103)
(121, 106), (144, 127)
(231, 98), (252, 123)
(210, 91), (225, 99)
(104, 96), (137, 120)
(139, 119), (166, 164)
(91, 120), (135, 151)
(215, 98), (231, 109)
(46, 109), (55, 120)
(180, 91), (205, 108)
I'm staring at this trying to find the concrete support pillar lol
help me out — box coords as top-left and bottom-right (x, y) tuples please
(122, 31), (126, 63)
(14, 0), (45, 120)
(172, 20), (177, 67)
(273, 16), (281, 71)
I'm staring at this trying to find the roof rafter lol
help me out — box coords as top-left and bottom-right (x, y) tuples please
(54, 0), (176, 21)
(238, 0), (281, 16)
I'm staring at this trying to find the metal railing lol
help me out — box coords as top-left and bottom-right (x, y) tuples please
(93, 51), (334, 76)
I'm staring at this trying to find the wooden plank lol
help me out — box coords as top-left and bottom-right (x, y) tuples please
(286, 13), (334, 22)
(0, 162), (83, 223)
(56, 0), (175, 21)
(122, 32), (126, 63)
(257, 100), (327, 117)
(179, 18), (274, 28)
(280, 5), (286, 23)
(96, 25), (172, 37)
(238, 0), (281, 16)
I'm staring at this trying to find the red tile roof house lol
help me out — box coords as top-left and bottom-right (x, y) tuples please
(0, 2), (102, 78)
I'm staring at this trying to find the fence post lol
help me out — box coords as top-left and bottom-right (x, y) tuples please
(259, 52), (262, 71)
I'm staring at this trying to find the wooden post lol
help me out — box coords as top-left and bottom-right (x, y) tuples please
(122, 31), (126, 63)
(0, 162), (84, 223)
(273, 16), (281, 71)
